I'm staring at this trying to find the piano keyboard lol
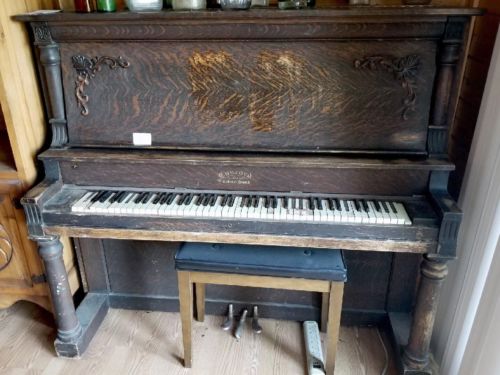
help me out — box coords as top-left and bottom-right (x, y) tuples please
(71, 190), (412, 225)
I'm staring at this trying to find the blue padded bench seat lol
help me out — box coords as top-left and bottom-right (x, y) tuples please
(175, 243), (347, 282)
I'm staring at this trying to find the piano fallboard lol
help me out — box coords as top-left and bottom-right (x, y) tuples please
(40, 148), (455, 196)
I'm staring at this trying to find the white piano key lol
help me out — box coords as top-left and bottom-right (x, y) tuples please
(184, 195), (199, 217)
(383, 201), (399, 225)
(70, 189), (413, 229)
(394, 202), (412, 225)
(364, 201), (378, 224)
(348, 201), (362, 223)
(357, 201), (370, 224)
(233, 197), (243, 219)
(72, 192), (95, 212)
(213, 195), (224, 218)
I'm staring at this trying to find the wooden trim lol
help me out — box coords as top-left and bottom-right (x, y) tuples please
(189, 272), (332, 292)
(177, 271), (193, 368)
(325, 282), (344, 375)
(15, 7), (482, 23)
(45, 226), (434, 253)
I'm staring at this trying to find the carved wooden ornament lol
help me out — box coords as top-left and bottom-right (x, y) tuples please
(72, 55), (130, 116)
(354, 55), (420, 120)
(0, 224), (13, 272)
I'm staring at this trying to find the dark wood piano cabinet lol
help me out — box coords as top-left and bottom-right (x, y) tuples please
(17, 7), (481, 374)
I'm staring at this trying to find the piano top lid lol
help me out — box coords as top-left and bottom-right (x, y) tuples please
(15, 6), (483, 23)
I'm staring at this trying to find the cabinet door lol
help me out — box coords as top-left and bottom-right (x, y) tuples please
(0, 192), (32, 289)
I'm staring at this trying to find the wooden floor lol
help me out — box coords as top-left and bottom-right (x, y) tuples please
(0, 302), (397, 375)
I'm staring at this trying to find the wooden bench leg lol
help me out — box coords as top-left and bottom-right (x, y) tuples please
(321, 292), (329, 333)
(195, 283), (206, 322)
(178, 271), (193, 368)
(325, 282), (344, 375)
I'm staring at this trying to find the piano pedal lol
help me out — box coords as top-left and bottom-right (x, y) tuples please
(221, 303), (234, 331)
(234, 308), (248, 340)
(251, 305), (262, 334)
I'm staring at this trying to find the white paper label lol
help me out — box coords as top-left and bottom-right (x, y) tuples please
(133, 133), (152, 146)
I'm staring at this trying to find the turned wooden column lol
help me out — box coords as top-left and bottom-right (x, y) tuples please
(403, 255), (448, 371)
(38, 236), (82, 343)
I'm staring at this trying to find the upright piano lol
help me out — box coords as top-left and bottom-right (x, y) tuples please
(17, 6), (481, 374)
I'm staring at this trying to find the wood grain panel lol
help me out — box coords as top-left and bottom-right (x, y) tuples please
(60, 41), (437, 152)
(59, 160), (433, 195)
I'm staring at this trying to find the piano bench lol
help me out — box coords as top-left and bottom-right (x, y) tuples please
(174, 243), (347, 375)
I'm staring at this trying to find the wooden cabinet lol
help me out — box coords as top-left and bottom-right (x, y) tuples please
(0, 1), (78, 311)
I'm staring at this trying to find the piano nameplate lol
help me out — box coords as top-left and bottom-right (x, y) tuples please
(217, 171), (252, 185)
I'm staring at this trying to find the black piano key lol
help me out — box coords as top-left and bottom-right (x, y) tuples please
(388, 201), (398, 214)
(333, 199), (340, 210)
(99, 191), (114, 203)
(175, 194), (185, 205)
(361, 199), (369, 212)
(374, 201), (382, 212)
(108, 191), (121, 204)
(141, 192), (152, 204)
(134, 192), (145, 204)
(240, 196), (248, 208)
(316, 198), (323, 210)
(282, 197), (288, 209)
(220, 195), (229, 207)
(381, 201), (390, 213)
(309, 197), (315, 210)
(103, 191), (116, 203)
(107, 191), (117, 204)
(160, 193), (171, 205)
(252, 196), (259, 208)
(176, 194), (185, 205)
(326, 199), (333, 210)
(90, 191), (103, 203)
(343, 200), (349, 211)
(123, 193), (135, 204)
(152, 193), (164, 204)
(192, 194), (202, 206)
(264, 196), (269, 209)
(184, 194), (193, 205)
(113, 191), (125, 203)
(227, 195), (235, 207)
(272, 197), (278, 209)
(94, 191), (107, 203)
(166, 193), (176, 205)
(200, 195), (209, 206)
(353, 200), (361, 211)
(299, 198), (303, 210)
(209, 195), (217, 206)
(93, 191), (107, 202)
(116, 191), (127, 202)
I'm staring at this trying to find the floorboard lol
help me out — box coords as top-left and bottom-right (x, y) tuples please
(0, 302), (398, 375)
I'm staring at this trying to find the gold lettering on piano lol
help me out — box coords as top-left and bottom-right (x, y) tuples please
(217, 171), (252, 185)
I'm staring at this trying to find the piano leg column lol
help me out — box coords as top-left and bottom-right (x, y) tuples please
(38, 236), (83, 354)
(402, 255), (448, 374)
